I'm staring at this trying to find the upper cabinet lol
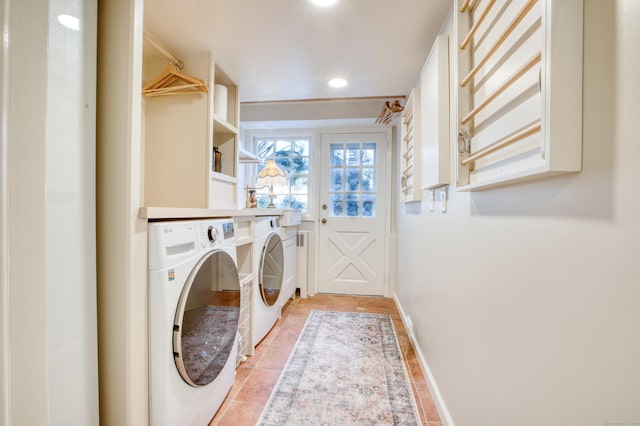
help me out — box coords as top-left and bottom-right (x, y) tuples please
(142, 36), (240, 209)
(420, 35), (450, 190)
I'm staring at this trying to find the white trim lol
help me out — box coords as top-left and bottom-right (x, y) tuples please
(393, 294), (455, 426)
(0, 0), (10, 422)
(383, 128), (392, 297)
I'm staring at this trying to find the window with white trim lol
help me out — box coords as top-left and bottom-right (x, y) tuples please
(254, 136), (310, 212)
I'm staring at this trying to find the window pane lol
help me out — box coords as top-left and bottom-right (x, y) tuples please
(276, 139), (290, 152)
(362, 143), (376, 165)
(294, 139), (309, 156)
(290, 195), (307, 211)
(290, 176), (308, 193)
(272, 194), (286, 208)
(275, 157), (290, 173)
(272, 180), (289, 193)
(253, 136), (310, 213)
(330, 144), (344, 166)
(256, 194), (271, 208)
(362, 168), (376, 192)
(362, 194), (376, 217)
(346, 143), (360, 165)
(346, 168), (360, 191)
(278, 196), (291, 209)
(346, 193), (359, 217)
(290, 156), (309, 174)
(329, 193), (343, 217)
(256, 139), (275, 157)
(330, 168), (343, 191)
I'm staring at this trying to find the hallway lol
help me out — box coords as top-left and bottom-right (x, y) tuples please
(211, 294), (442, 425)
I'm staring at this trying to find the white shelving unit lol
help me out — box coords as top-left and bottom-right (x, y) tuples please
(400, 88), (421, 202)
(210, 64), (240, 209)
(142, 41), (241, 209)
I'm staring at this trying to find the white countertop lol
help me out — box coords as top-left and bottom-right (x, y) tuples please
(139, 206), (284, 220)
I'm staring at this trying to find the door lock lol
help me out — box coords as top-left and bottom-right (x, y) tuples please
(321, 218), (327, 224)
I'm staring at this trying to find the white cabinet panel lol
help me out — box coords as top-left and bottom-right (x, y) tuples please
(421, 35), (450, 189)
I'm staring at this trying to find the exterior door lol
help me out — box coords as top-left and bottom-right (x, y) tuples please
(318, 131), (389, 295)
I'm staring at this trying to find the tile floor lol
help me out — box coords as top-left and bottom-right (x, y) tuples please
(209, 294), (442, 425)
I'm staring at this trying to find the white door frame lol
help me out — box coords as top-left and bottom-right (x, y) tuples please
(313, 127), (392, 297)
(0, 0), (10, 423)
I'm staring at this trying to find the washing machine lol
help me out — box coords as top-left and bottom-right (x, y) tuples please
(251, 216), (284, 345)
(148, 219), (240, 426)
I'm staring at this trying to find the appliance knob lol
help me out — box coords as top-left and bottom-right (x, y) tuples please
(207, 226), (218, 243)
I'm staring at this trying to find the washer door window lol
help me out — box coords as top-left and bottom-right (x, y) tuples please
(259, 233), (284, 306)
(173, 250), (240, 387)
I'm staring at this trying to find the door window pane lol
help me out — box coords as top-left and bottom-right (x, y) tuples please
(345, 193), (359, 217)
(330, 143), (344, 166)
(330, 168), (343, 191)
(362, 194), (376, 217)
(329, 193), (343, 216)
(362, 168), (376, 192)
(326, 141), (377, 218)
(346, 168), (360, 191)
(362, 143), (376, 165)
(345, 143), (360, 165)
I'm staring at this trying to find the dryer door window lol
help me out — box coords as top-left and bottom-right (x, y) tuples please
(259, 233), (284, 306)
(173, 250), (240, 387)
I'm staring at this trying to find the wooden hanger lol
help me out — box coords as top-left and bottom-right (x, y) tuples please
(142, 64), (209, 97)
(375, 100), (404, 125)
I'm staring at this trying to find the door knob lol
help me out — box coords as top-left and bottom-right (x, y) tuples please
(321, 218), (327, 224)
(322, 204), (327, 210)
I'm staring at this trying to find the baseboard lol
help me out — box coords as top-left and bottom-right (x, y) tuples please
(393, 295), (455, 426)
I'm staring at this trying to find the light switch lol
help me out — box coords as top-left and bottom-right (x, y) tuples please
(439, 188), (447, 213)
(427, 190), (435, 212)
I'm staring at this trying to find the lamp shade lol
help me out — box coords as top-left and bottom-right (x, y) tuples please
(258, 159), (286, 178)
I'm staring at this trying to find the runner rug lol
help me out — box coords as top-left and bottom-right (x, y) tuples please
(257, 310), (420, 425)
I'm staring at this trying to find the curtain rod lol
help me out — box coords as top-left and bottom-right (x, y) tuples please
(241, 95), (405, 106)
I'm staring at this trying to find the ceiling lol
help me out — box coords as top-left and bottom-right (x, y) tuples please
(143, 0), (451, 103)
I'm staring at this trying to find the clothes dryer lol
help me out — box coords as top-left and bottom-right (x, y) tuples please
(148, 219), (240, 426)
(251, 216), (284, 345)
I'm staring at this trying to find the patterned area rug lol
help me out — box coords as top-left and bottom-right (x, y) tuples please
(257, 310), (420, 425)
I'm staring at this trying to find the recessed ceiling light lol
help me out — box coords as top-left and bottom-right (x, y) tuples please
(309, 0), (338, 7)
(58, 14), (80, 31)
(328, 78), (348, 88)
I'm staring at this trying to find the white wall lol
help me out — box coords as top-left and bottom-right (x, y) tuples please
(394, 1), (640, 425)
(46, 1), (99, 424)
(0, 0), (99, 425)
